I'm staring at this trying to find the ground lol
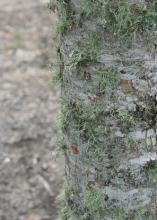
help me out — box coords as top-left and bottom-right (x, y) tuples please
(0, 0), (64, 219)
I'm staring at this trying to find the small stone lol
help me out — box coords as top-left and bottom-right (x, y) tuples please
(4, 157), (11, 164)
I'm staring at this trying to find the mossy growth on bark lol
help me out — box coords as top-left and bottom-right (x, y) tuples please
(82, 188), (105, 216)
(49, 0), (77, 34)
(65, 32), (101, 69)
(132, 205), (156, 220)
(51, 0), (157, 42)
(143, 160), (157, 185)
(104, 1), (157, 39)
(50, 0), (157, 219)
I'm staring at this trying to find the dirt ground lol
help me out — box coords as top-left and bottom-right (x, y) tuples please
(0, 0), (64, 220)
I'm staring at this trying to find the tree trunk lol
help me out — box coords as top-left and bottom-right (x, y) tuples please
(56, 0), (157, 219)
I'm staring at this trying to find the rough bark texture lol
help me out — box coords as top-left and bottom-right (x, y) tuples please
(55, 0), (157, 219)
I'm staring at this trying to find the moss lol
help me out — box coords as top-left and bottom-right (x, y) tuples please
(124, 134), (137, 152)
(144, 160), (157, 185)
(58, 184), (90, 220)
(59, 207), (88, 220)
(59, 207), (75, 220)
(79, 0), (99, 18)
(60, 97), (102, 128)
(110, 106), (140, 133)
(55, 0), (157, 219)
(103, 1), (157, 40)
(78, 100), (103, 121)
(56, 138), (67, 153)
(60, 96), (134, 160)
(57, 113), (67, 131)
(57, 99), (76, 132)
(55, 0), (157, 41)
(96, 67), (119, 92)
(56, 21), (70, 34)
(82, 188), (105, 213)
(116, 109), (135, 124)
(57, 184), (75, 204)
(132, 205), (155, 220)
(67, 33), (101, 69)
(49, 51), (62, 84)
(111, 108), (136, 132)
(108, 205), (155, 220)
(60, 99), (107, 158)
(51, 62), (62, 83)
(55, 0), (76, 34)
(135, 94), (157, 128)
(53, 71), (62, 83)
(67, 49), (96, 69)
(110, 208), (126, 220)
(58, 185), (77, 220)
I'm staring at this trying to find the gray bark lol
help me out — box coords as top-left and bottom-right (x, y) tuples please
(57, 0), (157, 219)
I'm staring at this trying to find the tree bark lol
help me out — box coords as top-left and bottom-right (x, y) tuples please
(57, 0), (157, 219)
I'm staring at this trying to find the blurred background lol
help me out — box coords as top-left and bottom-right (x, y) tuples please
(0, 0), (64, 219)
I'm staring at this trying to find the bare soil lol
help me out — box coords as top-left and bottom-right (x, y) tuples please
(0, 1), (64, 220)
